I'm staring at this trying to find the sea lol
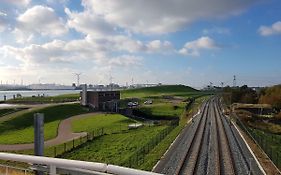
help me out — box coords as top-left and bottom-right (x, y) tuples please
(0, 90), (80, 101)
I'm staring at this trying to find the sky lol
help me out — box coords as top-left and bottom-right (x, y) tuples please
(0, 0), (280, 88)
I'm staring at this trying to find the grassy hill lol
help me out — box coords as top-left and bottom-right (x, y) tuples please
(121, 85), (199, 98)
(0, 104), (89, 144)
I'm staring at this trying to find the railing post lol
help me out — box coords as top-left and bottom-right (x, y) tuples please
(50, 165), (56, 175)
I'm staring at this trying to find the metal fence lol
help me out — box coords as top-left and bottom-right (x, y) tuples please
(120, 125), (177, 168)
(235, 114), (281, 171)
(53, 125), (130, 158)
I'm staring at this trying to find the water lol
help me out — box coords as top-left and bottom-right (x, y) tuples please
(0, 90), (80, 101)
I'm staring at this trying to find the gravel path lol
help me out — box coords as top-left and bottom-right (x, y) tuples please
(0, 112), (101, 151)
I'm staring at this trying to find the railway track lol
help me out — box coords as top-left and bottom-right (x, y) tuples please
(155, 97), (264, 175)
(213, 100), (236, 175)
(176, 99), (236, 175)
(174, 100), (210, 175)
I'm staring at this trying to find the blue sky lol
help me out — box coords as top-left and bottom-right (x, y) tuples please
(0, 0), (280, 88)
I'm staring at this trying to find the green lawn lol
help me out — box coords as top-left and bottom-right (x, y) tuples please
(7, 93), (79, 104)
(0, 108), (23, 117)
(62, 126), (167, 166)
(121, 85), (199, 98)
(72, 114), (136, 133)
(0, 103), (89, 144)
(137, 102), (185, 118)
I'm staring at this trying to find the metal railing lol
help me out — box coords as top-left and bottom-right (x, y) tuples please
(0, 152), (163, 175)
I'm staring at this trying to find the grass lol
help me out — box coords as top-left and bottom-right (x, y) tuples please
(121, 85), (199, 98)
(59, 96), (208, 171)
(71, 114), (136, 133)
(138, 96), (208, 170)
(0, 103), (89, 144)
(3, 95), (209, 171)
(61, 126), (168, 166)
(0, 108), (25, 117)
(137, 102), (186, 118)
(7, 93), (79, 104)
(248, 128), (281, 169)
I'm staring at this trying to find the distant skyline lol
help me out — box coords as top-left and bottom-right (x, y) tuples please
(0, 0), (281, 88)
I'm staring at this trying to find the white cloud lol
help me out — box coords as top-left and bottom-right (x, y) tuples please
(146, 40), (174, 53)
(179, 36), (220, 56)
(0, 22), (6, 32)
(0, 11), (8, 32)
(81, 0), (256, 34)
(14, 5), (67, 43)
(108, 55), (142, 67)
(0, 11), (7, 17)
(65, 8), (115, 37)
(1, 0), (31, 7)
(258, 21), (281, 36)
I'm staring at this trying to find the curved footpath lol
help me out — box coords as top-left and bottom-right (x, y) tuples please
(0, 112), (101, 151)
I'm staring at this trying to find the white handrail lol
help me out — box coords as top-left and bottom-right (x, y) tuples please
(0, 152), (162, 175)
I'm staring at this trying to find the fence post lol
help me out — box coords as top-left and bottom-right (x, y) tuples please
(72, 139), (75, 149)
(5, 166), (8, 175)
(80, 136), (82, 144)
(54, 147), (56, 157)
(64, 143), (66, 152)
(92, 130), (95, 139)
(277, 152), (279, 168)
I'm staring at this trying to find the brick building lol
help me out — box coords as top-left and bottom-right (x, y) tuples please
(80, 86), (120, 112)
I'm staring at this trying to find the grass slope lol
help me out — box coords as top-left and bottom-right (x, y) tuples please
(137, 102), (185, 118)
(72, 114), (135, 133)
(62, 126), (167, 166)
(0, 103), (88, 144)
(121, 85), (198, 98)
(7, 93), (79, 104)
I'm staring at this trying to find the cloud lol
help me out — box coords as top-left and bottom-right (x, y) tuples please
(179, 36), (220, 56)
(81, 0), (256, 34)
(0, 11), (8, 32)
(1, 0), (31, 7)
(0, 11), (7, 17)
(258, 21), (281, 36)
(108, 55), (142, 67)
(65, 8), (115, 37)
(0, 22), (6, 32)
(14, 5), (67, 43)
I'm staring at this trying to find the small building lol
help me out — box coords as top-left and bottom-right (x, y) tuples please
(80, 85), (120, 112)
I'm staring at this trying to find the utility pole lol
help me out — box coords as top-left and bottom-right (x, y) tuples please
(209, 82), (213, 89)
(233, 75), (236, 88)
(131, 77), (134, 87)
(109, 74), (113, 91)
(221, 82), (224, 88)
(74, 73), (82, 87)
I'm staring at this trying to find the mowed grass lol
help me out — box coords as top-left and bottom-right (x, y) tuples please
(7, 93), (79, 104)
(71, 114), (136, 133)
(62, 126), (167, 166)
(0, 108), (21, 117)
(138, 102), (185, 118)
(0, 103), (89, 144)
(121, 85), (199, 98)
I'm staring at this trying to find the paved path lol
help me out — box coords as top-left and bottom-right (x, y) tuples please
(0, 112), (101, 151)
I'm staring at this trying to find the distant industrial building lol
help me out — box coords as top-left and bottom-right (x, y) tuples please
(80, 85), (120, 112)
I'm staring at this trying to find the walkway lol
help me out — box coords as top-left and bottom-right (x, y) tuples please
(0, 112), (101, 151)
